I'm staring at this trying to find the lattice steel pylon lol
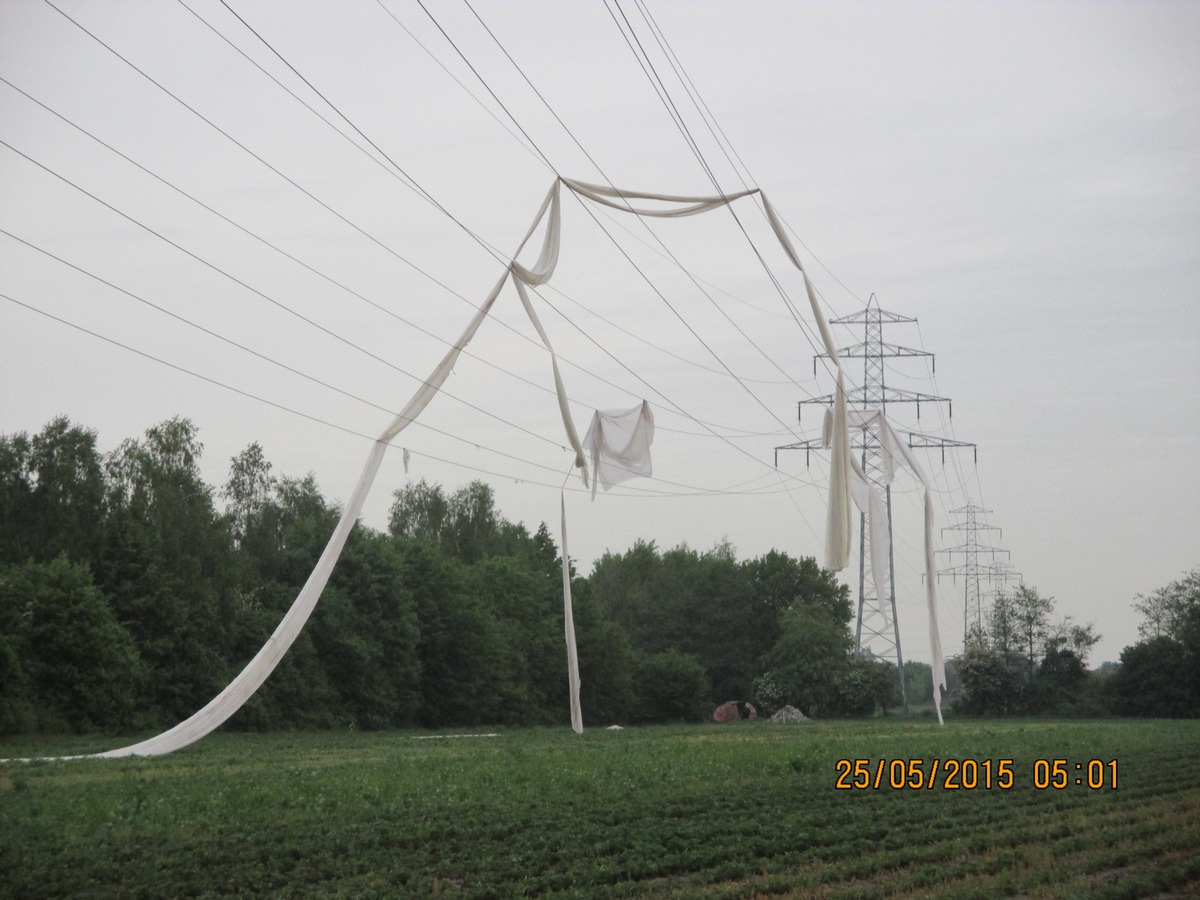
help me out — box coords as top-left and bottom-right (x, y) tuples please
(776, 294), (974, 708)
(980, 561), (1023, 632)
(937, 503), (1008, 646)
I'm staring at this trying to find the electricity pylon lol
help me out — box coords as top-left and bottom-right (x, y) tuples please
(937, 503), (1008, 645)
(980, 561), (1023, 632)
(776, 294), (974, 708)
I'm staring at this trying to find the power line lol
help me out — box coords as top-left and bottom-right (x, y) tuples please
(0, 76), (557, 399)
(368, 0), (545, 168)
(1, 130), (816, 496)
(1, 139), (578, 454)
(630, 0), (756, 191)
(464, 0), (818, 387)
(3, 292), (376, 443)
(611, 0), (857, 344)
(0, 75), (804, 465)
(421, 0), (818, 449)
(0, 228), (590, 484)
(216, 0), (491, 247)
(170, 0), (820, 449)
(600, 0), (841, 383)
(463, 0), (818, 402)
(15, 2), (837, 530)
(271, 0), (820, 480)
(15, 10), (781, 450)
(2, 287), (812, 501)
(611, 5), (1000, 632)
(176, 2), (819, 423)
(611, 3), (996, 587)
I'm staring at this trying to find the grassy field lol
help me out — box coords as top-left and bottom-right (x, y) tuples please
(2, 718), (1199, 898)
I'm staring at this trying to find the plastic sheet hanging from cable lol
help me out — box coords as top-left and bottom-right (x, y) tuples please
(40, 176), (849, 760)
(66, 181), (580, 759)
(559, 494), (582, 733)
(583, 401), (655, 500)
(559, 401), (654, 733)
(563, 179), (853, 574)
(825, 406), (948, 725)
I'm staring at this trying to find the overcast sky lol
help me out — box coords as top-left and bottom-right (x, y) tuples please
(2, 0), (1197, 668)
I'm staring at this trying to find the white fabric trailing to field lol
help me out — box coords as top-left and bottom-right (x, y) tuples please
(560, 494), (583, 733)
(566, 180), (852, 573)
(64, 176), (850, 758)
(831, 408), (947, 724)
(564, 400), (657, 733)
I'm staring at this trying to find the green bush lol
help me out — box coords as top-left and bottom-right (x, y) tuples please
(0, 557), (142, 732)
(633, 648), (711, 723)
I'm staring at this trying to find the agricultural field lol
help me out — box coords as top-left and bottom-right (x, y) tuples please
(2, 718), (1199, 898)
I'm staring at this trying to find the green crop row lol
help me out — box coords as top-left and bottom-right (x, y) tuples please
(3, 719), (1199, 897)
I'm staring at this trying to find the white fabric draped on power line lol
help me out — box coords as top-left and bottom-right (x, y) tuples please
(563, 178), (853, 573)
(561, 399), (658, 733)
(826, 407), (947, 724)
(72, 176), (850, 758)
(559, 494), (583, 734)
(583, 401), (655, 500)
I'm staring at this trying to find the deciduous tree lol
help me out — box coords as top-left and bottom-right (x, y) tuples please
(0, 557), (142, 732)
(99, 418), (234, 720)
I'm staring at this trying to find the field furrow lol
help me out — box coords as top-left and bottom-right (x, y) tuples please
(2, 719), (1198, 898)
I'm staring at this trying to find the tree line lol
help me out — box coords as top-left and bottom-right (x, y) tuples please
(947, 585), (1104, 716)
(2, 416), (1196, 734)
(940, 571), (1198, 718)
(1, 416), (898, 735)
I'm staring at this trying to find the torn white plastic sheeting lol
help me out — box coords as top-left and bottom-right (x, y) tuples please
(566, 179), (853, 574)
(562, 400), (656, 733)
(583, 401), (655, 500)
(68, 176), (848, 758)
(560, 494), (583, 734)
(413, 733), (499, 740)
(826, 406), (947, 724)
(84, 180), (580, 758)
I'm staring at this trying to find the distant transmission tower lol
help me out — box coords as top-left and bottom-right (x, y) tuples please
(937, 503), (1008, 645)
(981, 561), (1023, 607)
(776, 294), (974, 707)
